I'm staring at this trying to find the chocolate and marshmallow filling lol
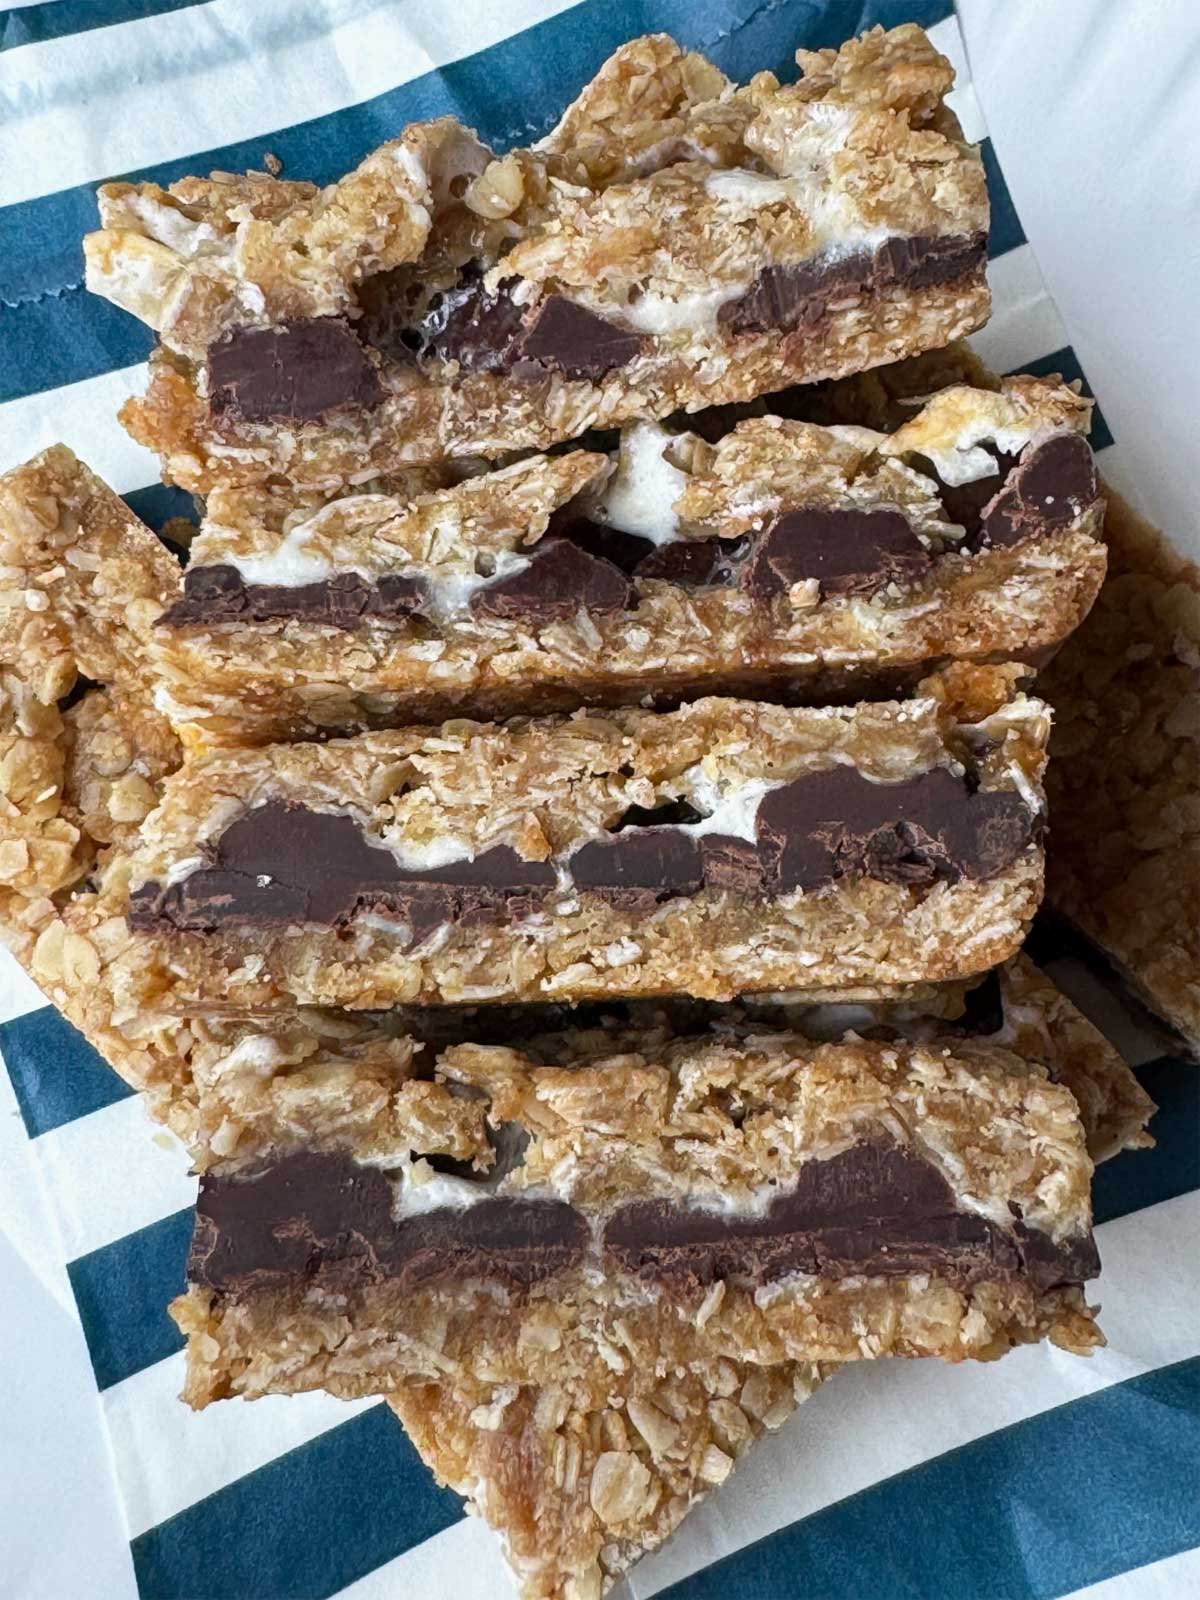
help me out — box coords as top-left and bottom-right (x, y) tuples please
(202, 230), (987, 428)
(128, 762), (1040, 938)
(188, 1142), (1098, 1304)
(160, 424), (1096, 634)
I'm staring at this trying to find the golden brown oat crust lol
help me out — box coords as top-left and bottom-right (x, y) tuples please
(1042, 490), (1200, 1051)
(0, 448), (183, 926)
(387, 1363), (820, 1600)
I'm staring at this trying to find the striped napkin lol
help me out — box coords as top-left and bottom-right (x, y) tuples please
(1, 3), (1197, 1598)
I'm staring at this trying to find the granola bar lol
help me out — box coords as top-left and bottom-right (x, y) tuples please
(0, 448), (182, 934)
(86, 26), (989, 492)
(1041, 489), (1200, 1052)
(387, 1360), (820, 1600)
(95, 668), (1048, 1012)
(169, 1031), (1101, 1421)
(148, 378), (1104, 744)
(0, 445), (182, 709)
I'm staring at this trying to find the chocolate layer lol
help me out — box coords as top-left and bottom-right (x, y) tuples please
(160, 428), (1098, 634)
(469, 537), (634, 622)
(635, 534), (749, 587)
(190, 1151), (587, 1298)
(160, 565), (424, 628)
(208, 319), (384, 424)
(604, 1141), (1099, 1294)
(753, 765), (1040, 888)
(406, 275), (645, 380)
(719, 232), (987, 337)
(741, 507), (933, 598)
(191, 1142), (1097, 1304)
(203, 232), (982, 427)
(131, 765), (1038, 936)
(570, 764), (1040, 909)
(129, 801), (557, 938)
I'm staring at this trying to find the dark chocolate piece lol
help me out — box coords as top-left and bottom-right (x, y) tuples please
(515, 296), (645, 380)
(634, 535), (749, 586)
(548, 514), (655, 576)
(605, 1140), (1098, 1293)
(697, 834), (764, 896)
(420, 273), (528, 373)
(720, 232), (986, 337)
(754, 765), (1041, 893)
(470, 537), (634, 623)
(190, 1142), (1097, 1303)
(208, 319), (384, 424)
(873, 233), (990, 291)
(976, 434), (1099, 550)
(741, 507), (932, 599)
(159, 565), (424, 629)
(190, 1150), (587, 1298)
(129, 801), (555, 937)
(418, 274), (643, 380)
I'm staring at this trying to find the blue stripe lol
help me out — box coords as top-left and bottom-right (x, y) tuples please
(1093, 1056), (1200, 1226)
(130, 1402), (462, 1600)
(981, 135), (1026, 258)
(1007, 345), (1114, 451)
(0, 1), (208, 52)
(0, 286), (153, 403)
(67, 1208), (191, 1390)
(663, 1357), (1200, 1600)
(123, 482), (197, 536)
(0, 1004), (132, 1138)
(0, 0), (956, 393)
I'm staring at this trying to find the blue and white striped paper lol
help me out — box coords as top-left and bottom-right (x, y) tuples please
(1, 4), (1197, 1598)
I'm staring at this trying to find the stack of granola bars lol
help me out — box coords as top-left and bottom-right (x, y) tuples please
(1, 23), (1179, 1599)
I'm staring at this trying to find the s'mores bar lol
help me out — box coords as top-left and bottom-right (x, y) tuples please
(150, 377), (1104, 744)
(171, 1029), (1101, 1415)
(86, 26), (989, 491)
(92, 669), (1048, 1013)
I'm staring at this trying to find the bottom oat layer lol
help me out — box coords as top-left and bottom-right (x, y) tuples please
(388, 1361), (821, 1600)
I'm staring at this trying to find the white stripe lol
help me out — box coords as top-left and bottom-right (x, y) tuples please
(0, 363), (158, 494)
(102, 1350), (376, 1538)
(0, 946), (50, 1027)
(0, 1227), (139, 1600)
(971, 241), (1070, 374)
(1066, 1549), (1200, 1600)
(928, 14), (988, 145)
(0, 0), (583, 210)
(36, 1093), (196, 1261)
(626, 1192), (1200, 1596)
